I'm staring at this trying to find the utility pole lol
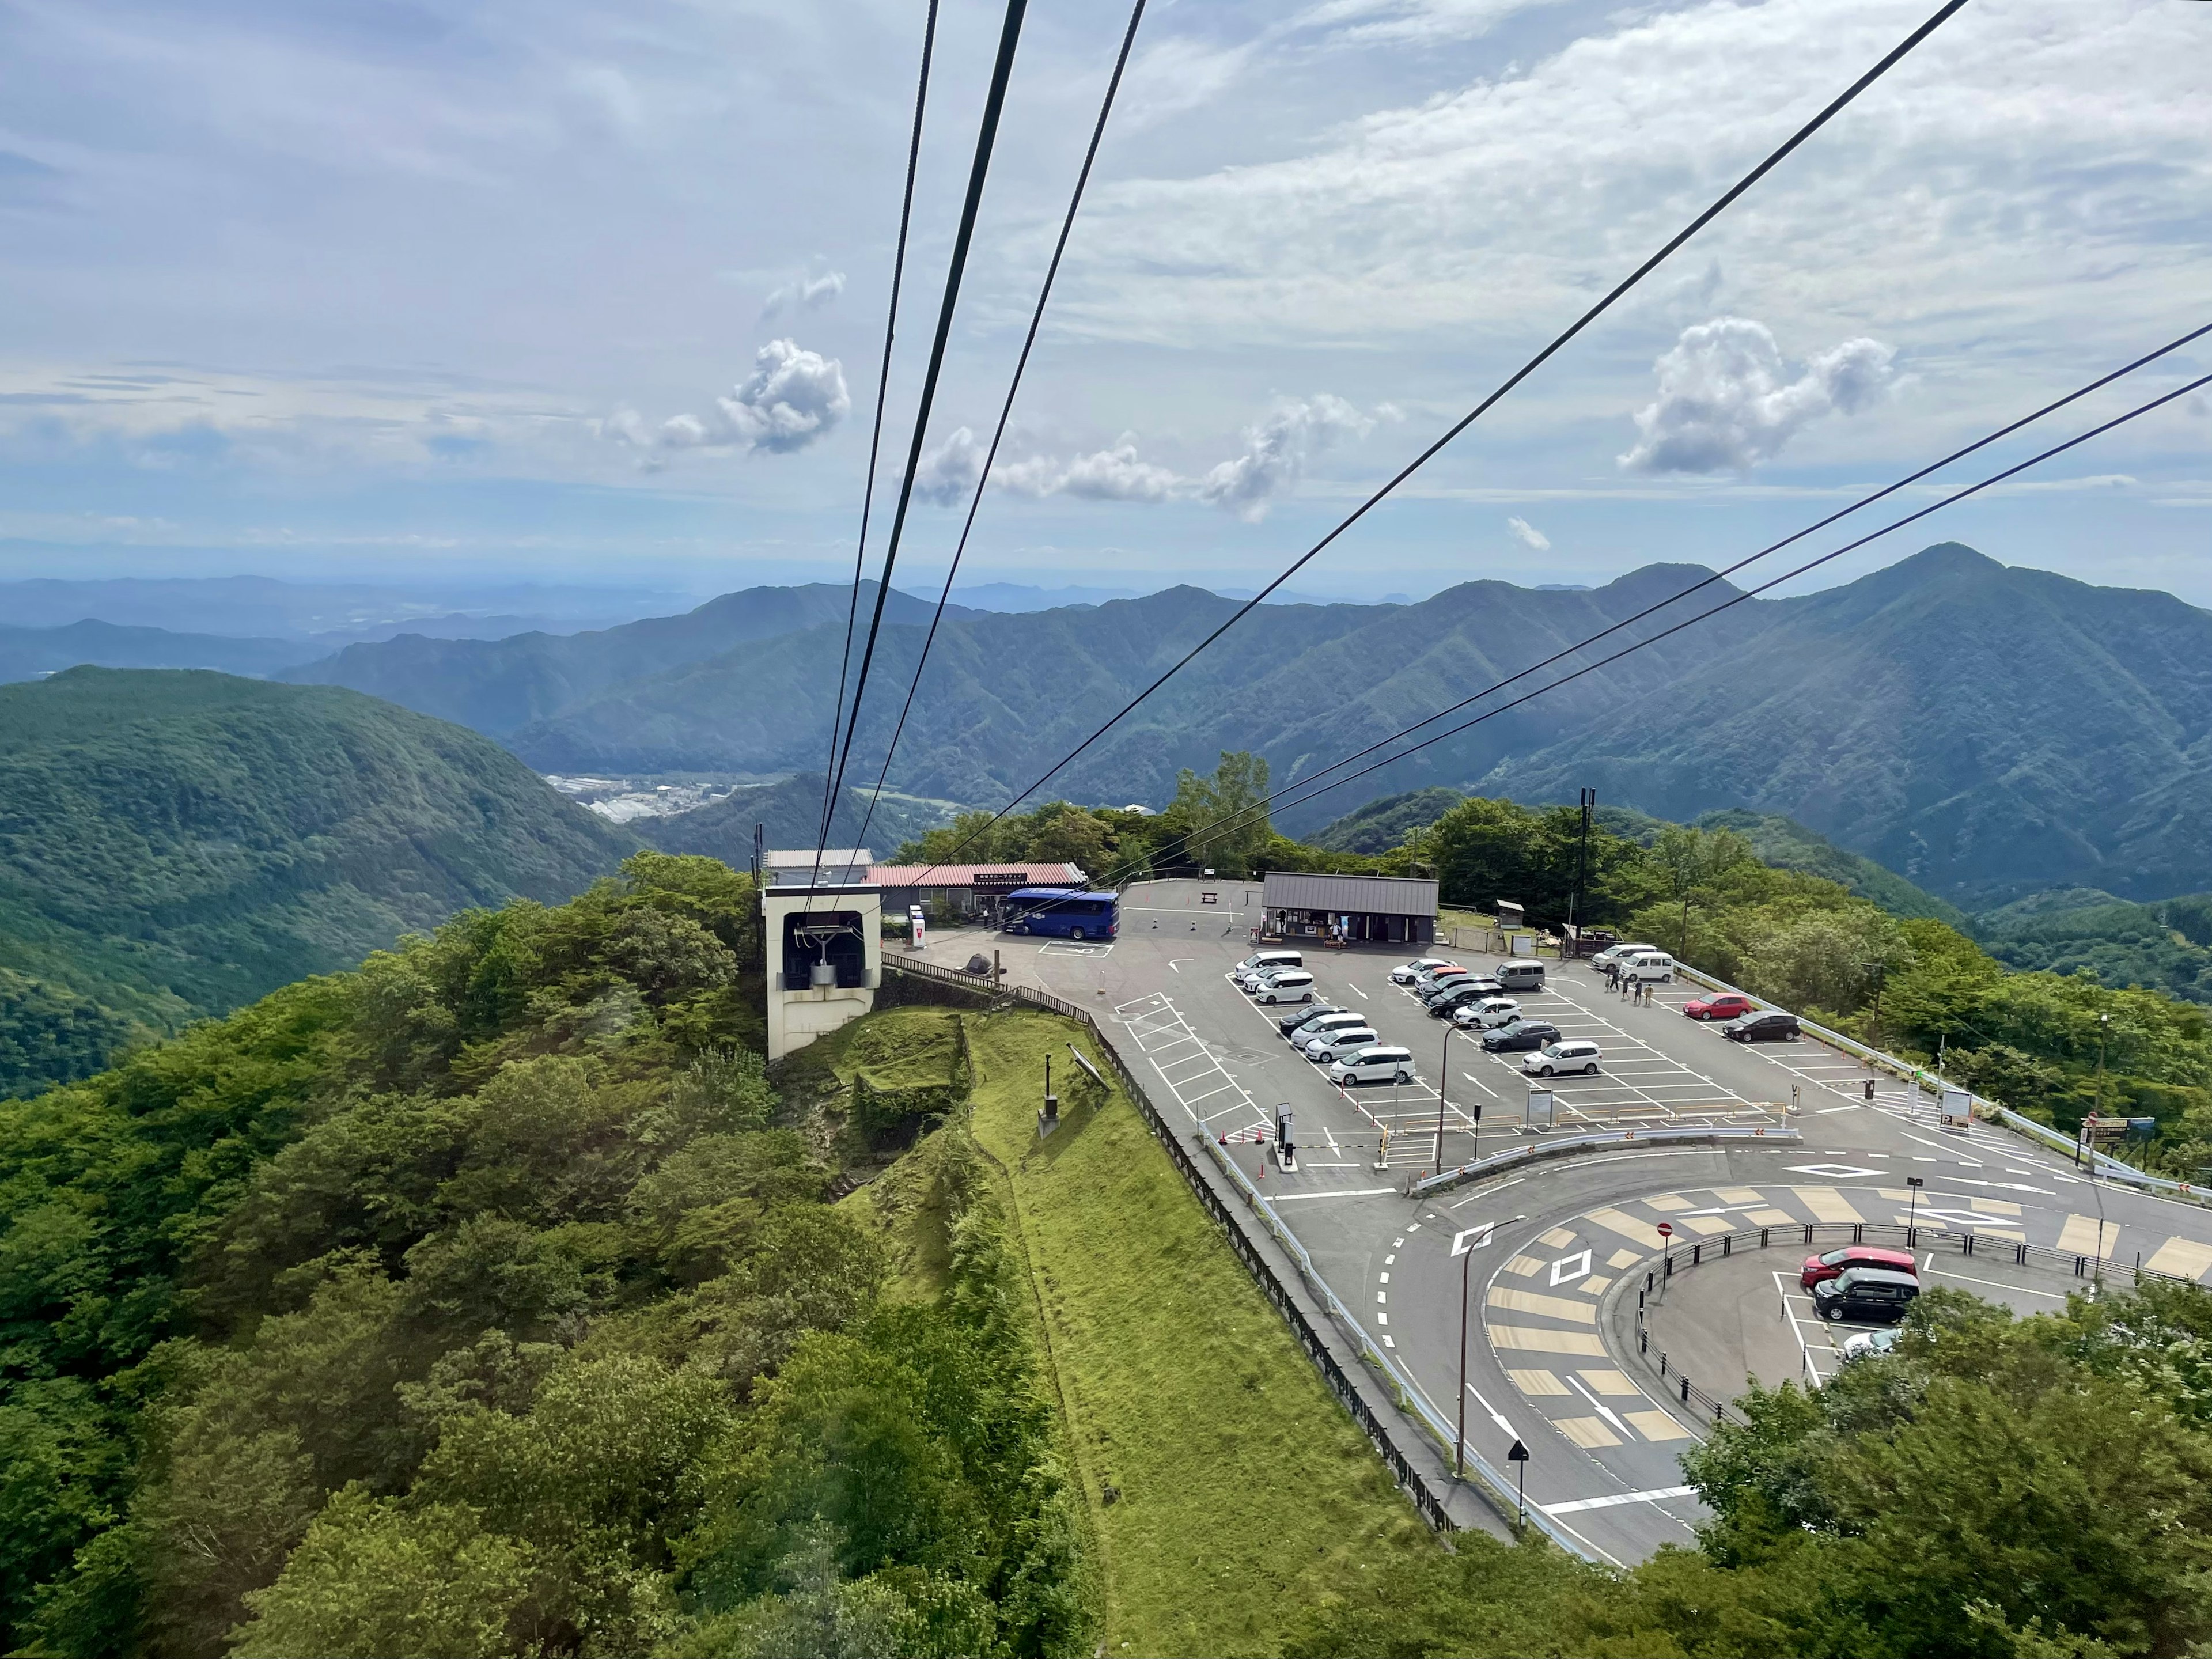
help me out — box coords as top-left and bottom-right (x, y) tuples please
(1567, 787), (1595, 954)
(1456, 1243), (1472, 1477)
(1436, 1025), (1476, 1173)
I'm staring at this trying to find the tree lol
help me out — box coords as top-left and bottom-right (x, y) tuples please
(1650, 825), (1755, 957)
(1169, 752), (1272, 878)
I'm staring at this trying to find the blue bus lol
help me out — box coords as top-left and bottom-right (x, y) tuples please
(1001, 888), (1119, 941)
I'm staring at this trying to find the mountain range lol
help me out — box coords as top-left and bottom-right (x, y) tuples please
(0, 668), (635, 1093)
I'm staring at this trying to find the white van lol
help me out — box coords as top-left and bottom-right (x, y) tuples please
(1593, 942), (1656, 972)
(1328, 1046), (1415, 1086)
(1251, 969), (1315, 1005)
(1495, 960), (1546, 992)
(1237, 949), (1302, 977)
(1290, 1010), (1366, 1046)
(1524, 1039), (1602, 1077)
(1303, 1026), (1378, 1062)
(1623, 950), (1677, 984)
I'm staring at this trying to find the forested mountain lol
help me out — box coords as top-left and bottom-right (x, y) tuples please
(504, 566), (1764, 806)
(0, 620), (306, 684)
(1484, 544), (2212, 904)
(0, 668), (634, 1094)
(281, 581), (968, 737)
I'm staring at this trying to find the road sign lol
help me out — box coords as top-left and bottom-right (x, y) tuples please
(1940, 1086), (1972, 1130)
(1656, 1221), (1674, 1238)
(1905, 1176), (1924, 1188)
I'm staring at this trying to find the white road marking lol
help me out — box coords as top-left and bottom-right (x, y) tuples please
(1273, 1187), (1399, 1202)
(1465, 1383), (1515, 1436)
(1565, 1373), (1629, 1434)
(1350, 984), (1369, 998)
(1544, 1485), (1699, 1516)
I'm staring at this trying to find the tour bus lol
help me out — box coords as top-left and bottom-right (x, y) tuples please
(1000, 888), (1120, 941)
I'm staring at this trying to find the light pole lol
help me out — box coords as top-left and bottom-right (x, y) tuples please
(1456, 1241), (1472, 1477)
(1567, 787), (1594, 953)
(1437, 1024), (1478, 1173)
(1906, 1174), (1923, 1243)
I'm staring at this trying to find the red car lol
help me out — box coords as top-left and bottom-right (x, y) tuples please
(1684, 992), (1754, 1021)
(1800, 1245), (1917, 1290)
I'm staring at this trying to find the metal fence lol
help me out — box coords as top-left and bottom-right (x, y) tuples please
(880, 957), (1585, 1552)
(1409, 1123), (1802, 1200)
(1626, 1215), (2192, 1421)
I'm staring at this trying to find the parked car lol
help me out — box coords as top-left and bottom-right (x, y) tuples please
(1423, 976), (1502, 1009)
(1237, 964), (1309, 992)
(1452, 996), (1522, 1029)
(1328, 1045), (1416, 1086)
(1280, 1002), (1347, 1036)
(1523, 1039), (1602, 1077)
(1303, 1026), (1380, 1062)
(1251, 970), (1315, 1005)
(1290, 1011), (1367, 1046)
(1800, 1245), (1917, 1290)
(1495, 960), (1546, 992)
(1390, 957), (1453, 986)
(1412, 965), (1472, 994)
(1481, 1020), (1562, 1053)
(1236, 949), (1303, 977)
(1842, 1328), (1903, 1362)
(1813, 1266), (1920, 1324)
(1684, 992), (1755, 1021)
(1619, 950), (1677, 984)
(1724, 1010), (1801, 1043)
(1592, 942), (1657, 972)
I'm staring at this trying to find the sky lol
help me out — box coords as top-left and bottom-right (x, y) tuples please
(1, 0), (2207, 609)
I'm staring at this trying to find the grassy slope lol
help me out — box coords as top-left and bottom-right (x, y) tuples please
(957, 1007), (1436, 1657)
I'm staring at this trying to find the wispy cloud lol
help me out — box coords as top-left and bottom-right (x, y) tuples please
(1506, 515), (1550, 551)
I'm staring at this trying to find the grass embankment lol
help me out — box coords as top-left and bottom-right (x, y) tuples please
(950, 1007), (1436, 1657)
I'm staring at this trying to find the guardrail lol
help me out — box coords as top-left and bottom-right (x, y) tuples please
(1662, 961), (2207, 1205)
(878, 959), (1572, 1550)
(1624, 1215), (2191, 1418)
(1408, 1123), (1802, 1200)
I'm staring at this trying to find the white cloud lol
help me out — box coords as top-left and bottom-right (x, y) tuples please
(912, 426), (985, 507)
(762, 268), (846, 319)
(1618, 318), (1895, 474)
(1198, 394), (1376, 520)
(1038, 442), (1182, 503)
(1506, 515), (1550, 551)
(649, 339), (850, 456)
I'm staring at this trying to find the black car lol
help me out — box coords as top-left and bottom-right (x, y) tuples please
(1724, 1010), (1801, 1043)
(1280, 1002), (1347, 1037)
(1481, 1020), (1562, 1053)
(1425, 978), (1503, 1013)
(1812, 1266), (1920, 1324)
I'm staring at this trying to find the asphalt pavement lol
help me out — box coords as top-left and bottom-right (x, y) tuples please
(904, 880), (2212, 1564)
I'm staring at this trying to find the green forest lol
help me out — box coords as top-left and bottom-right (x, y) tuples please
(0, 854), (1081, 1657)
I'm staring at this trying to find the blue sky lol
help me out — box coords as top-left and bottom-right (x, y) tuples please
(1, 0), (2206, 606)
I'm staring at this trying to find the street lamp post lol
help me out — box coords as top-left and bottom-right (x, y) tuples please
(1437, 1025), (1478, 1174)
(1906, 1175), (1923, 1243)
(1456, 1241), (1472, 1477)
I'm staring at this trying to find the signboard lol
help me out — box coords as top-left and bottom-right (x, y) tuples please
(1201, 891), (1218, 905)
(1939, 1086), (1972, 1130)
(1525, 1089), (1554, 1130)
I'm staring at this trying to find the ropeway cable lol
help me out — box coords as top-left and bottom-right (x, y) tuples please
(899, 0), (1971, 876)
(842, 0), (1149, 874)
(813, 0), (942, 868)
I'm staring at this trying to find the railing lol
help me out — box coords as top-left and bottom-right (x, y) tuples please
(1625, 1216), (2191, 1417)
(880, 957), (1584, 1553)
(1408, 1123), (1802, 1200)
(1664, 961), (2209, 1205)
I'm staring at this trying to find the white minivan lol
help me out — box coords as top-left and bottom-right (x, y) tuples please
(1304, 1025), (1379, 1062)
(1329, 1045), (1415, 1086)
(1524, 1039), (1602, 1077)
(1593, 942), (1657, 972)
(1237, 949), (1302, 979)
(1251, 969), (1315, 1005)
(1453, 995), (1522, 1029)
(1622, 950), (1677, 984)
(1290, 1010), (1366, 1047)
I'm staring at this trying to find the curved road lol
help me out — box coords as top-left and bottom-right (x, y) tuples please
(910, 881), (2212, 1563)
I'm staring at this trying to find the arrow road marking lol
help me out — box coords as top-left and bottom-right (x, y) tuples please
(1566, 1373), (1629, 1435)
(1465, 1383), (1514, 1437)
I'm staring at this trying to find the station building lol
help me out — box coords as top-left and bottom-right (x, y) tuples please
(1261, 870), (1440, 946)
(759, 846), (881, 1062)
(866, 861), (1087, 921)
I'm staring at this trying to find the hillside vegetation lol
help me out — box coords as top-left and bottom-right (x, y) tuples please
(637, 772), (957, 866)
(0, 669), (634, 1095)
(0, 855), (1088, 1658)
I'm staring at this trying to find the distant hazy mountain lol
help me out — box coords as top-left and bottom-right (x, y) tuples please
(0, 619), (306, 683)
(0, 668), (635, 1094)
(0, 573), (689, 642)
(950, 581), (1142, 611)
(281, 581), (969, 737)
(1483, 544), (2212, 904)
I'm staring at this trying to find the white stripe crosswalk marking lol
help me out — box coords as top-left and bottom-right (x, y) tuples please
(2145, 1237), (2212, 1279)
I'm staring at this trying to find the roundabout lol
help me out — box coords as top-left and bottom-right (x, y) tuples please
(910, 881), (2212, 1563)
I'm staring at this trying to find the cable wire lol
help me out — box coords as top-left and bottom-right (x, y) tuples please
(816, 0), (1029, 880)
(978, 345), (2210, 922)
(911, 0), (1971, 872)
(843, 0), (1149, 872)
(815, 0), (941, 865)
